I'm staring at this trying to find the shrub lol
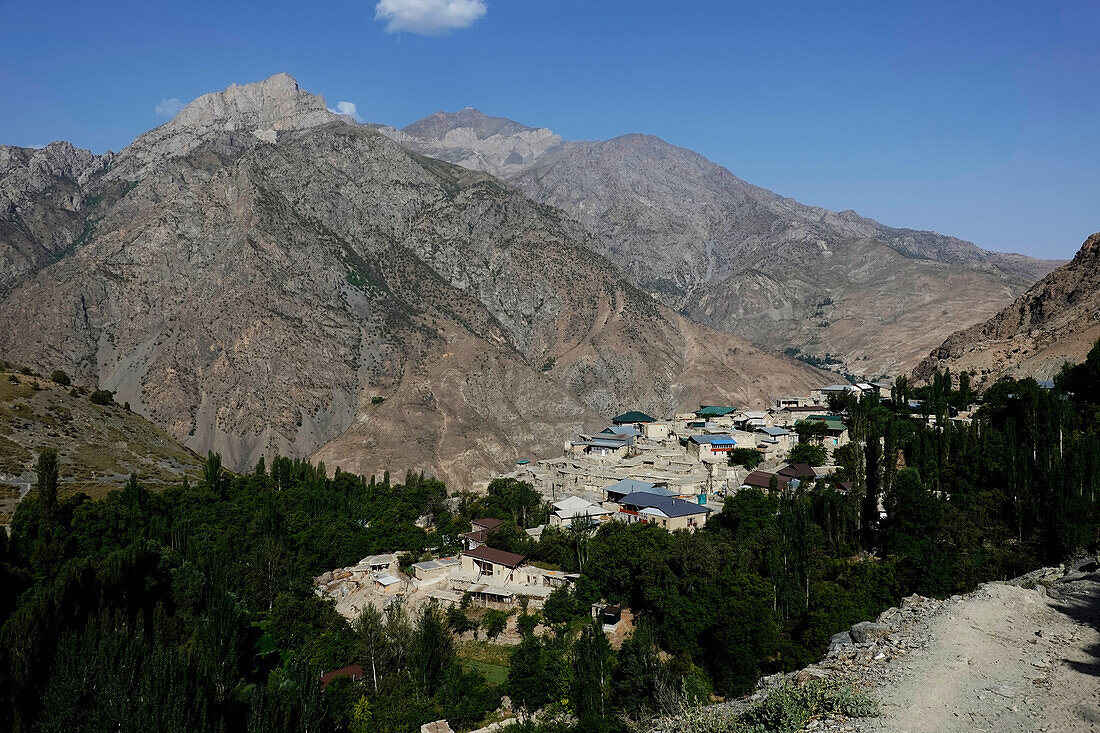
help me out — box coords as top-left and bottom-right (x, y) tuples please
(89, 389), (115, 406)
(740, 679), (878, 733)
(49, 370), (71, 386)
(371, 395), (385, 405)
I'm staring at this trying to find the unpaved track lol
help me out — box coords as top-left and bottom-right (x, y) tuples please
(853, 569), (1100, 733)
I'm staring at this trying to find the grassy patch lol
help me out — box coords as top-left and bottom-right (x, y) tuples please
(674, 679), (878, 733)
(461, 659), (509, 686)
(457, 640), (512, 667)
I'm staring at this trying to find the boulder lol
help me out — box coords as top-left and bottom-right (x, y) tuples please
(850, 621), (891, 644)
(795, 666), (830, 685)
(829, 631), (853, 649)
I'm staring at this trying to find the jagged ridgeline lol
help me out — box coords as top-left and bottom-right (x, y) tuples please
(0, 74), (827, 482)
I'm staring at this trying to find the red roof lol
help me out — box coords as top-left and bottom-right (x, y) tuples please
(463, 544), (525, 568)
(472, 518), (505, 531)
(320, 664), (365, 688)
(461, 528), (488, 543)
(743, 471), (792, 490)
(778, 463), (816, 480)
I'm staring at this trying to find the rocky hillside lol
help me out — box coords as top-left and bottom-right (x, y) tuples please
(0, 74), (826, 485)
(384, 112), (1061, 375)
(914, 231), (1100, 387)
(0, 368), (201, 523)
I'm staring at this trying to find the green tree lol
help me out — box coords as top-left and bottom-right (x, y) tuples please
(571, 621), (612, 722)
(788, 443), (827, 467)
(49, 370), (70, 386)
(612, 622), (663, 717)
(727, 447), (763, 469)
(353, 605), (385, 692)
(481, 609), (508, 640)
(413, 604), (454, 694)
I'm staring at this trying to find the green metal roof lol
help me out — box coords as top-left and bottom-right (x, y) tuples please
(611, 410), (656, 424)
(694, 405), (738, 418)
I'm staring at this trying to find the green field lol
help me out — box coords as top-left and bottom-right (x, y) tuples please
(460, 659), (509, 686)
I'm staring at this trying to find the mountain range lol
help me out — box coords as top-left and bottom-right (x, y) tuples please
(379, 110), (1061, 375)
(0, 74), (829, 484)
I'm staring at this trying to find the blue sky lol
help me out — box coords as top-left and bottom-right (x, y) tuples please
(1, 0), (1096, 258)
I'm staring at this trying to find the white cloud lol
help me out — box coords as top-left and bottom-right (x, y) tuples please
(329, 100), (364, 122)
(374, 0), (487, 35)
(155, 98), (184, 117)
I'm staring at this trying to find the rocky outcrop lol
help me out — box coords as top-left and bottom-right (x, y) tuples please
(376, 108), (562, 179)
(0, 142), (109, 295)
(0, 75), (827, 485)
(913, 231), (1100, 386)
(388, 113), (1061, 375)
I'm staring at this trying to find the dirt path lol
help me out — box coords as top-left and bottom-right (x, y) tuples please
(847, 564), (1100, 733)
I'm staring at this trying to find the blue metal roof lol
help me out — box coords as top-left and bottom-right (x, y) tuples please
(689, 434), (736, 445)
(618, 492), (712, 518)
(603, 478), (658, 495)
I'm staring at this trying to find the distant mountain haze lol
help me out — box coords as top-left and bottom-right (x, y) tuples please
(379, 108), (1062, 375)
(0, 74), (828, 483)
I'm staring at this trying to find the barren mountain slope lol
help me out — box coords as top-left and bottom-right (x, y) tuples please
(914, 232), (1100, 387)
(0, 369), (202, 523)
(0, 75), (826, 486)
(386, 114), (1060, 375)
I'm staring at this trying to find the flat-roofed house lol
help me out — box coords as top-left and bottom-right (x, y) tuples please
(411, 556), (461, 583)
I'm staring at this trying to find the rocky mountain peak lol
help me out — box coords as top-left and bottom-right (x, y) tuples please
(170, 72), (339, 133)
(402, 107), (538, 141)
(106, 73), (348, 180)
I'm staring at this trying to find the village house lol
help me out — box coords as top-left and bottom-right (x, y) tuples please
(796, 415), (850, 447)
(611, 410), (657, 427)
(755, 426), (795, 458)
(461, 545), (527, 584)
(613, 491), (712, 531)
(687, 433), (737, 461)
(741, 470), (795, 493)
(373, 574), (404, 595)
(410, 555), (461, 583)
(772, 395), (823, 410)
(355, 553), (398, 574)
(568, 433), (633, 460)
(550, 495), (614, 528)
(460, 517), (505, 550)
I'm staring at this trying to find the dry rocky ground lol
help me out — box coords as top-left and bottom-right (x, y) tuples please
(672, 559), (1100, 733)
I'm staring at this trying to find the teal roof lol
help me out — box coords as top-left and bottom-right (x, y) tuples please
(612, 410), (656, 424)
(694, 405), (737, 418)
